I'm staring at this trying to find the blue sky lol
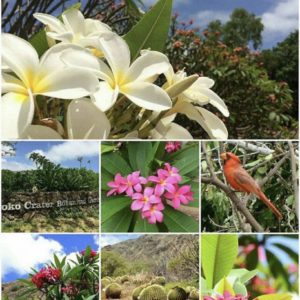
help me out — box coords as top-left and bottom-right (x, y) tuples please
(142, 0), (299, 48)
(1, 234), (99, 283)
(1, 141), (99, 172)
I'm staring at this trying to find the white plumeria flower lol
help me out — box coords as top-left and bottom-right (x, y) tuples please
(34, 8), (112, 53)
(61, 33), (172, 112)
(21, 99), (111, 139)
(161, 66), (229, 139)
(1, 33), (99, 139)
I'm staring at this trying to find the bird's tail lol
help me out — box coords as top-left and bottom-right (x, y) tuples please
(258, 191), (283, 220)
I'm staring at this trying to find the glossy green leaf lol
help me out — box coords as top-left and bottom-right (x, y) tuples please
(102, 169), (113, 191)
(102, 206), (133, 232)
(202, 234), (238, 289)
(133, 218), (159, 232)
(127, 142), (153, 176)
(102, 152), (132, 175)
(124, 0), (173, 60)
(163, 206), (198, 232)
(101, 196), (132, 223)
(233, 281), (247, 296)
(273, 243), (299, 263)
(101, 144), (116, 154)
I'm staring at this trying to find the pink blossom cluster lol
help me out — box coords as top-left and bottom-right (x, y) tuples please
(165, 141), (182, 153)
(80, 249), (97, 258)
(31, 267), (61, 289)
(107, 163), (193, 224)
(204, 291), (248, 300)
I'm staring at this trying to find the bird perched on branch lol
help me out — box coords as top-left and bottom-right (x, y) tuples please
(220, 152), (283, 220)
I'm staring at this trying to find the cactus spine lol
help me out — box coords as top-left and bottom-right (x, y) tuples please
(151, 276), (166, 286)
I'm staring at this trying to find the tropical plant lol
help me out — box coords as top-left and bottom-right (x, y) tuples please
(201, 234), (298, 299)
(101, 142), (199, 232)
(18, 246), (99, 300)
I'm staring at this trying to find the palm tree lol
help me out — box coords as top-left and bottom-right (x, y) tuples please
(77, 156), (83, 168)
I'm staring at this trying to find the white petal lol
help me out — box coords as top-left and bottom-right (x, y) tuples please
(99, 33), (131, 80)
(84, 18), (112, 35)
(121, 82), (172, 111)
(62, 9), (85, 34)
(193, 77), (215, 89)
(165, 74), (199, 98)
(173, 101), (228, 139)
(67, 99), (111, 139)
(150, 119), (193, 139)
(196, 87), (229, 117)
(46, 32), (73, 43)
(60, 48), (114, 84)
(38, 68), (99, 99)
(39, 43), (83, 73)
(20, 125), (63, 139)
(2, 34), (39, 87)
(164, 65), (175, 86)
(125, 50), (170, 83)
(197, 107), (228, 139)
(91, 81), (119, 112)
(1, 92), (34, 139)
(2, 73), (27, 94)
(34, 13), (66, 33)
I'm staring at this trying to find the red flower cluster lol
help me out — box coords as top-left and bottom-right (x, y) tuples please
(80, 249), (97, 258)
(31, 267), (61, 289)
(165, 142), (182, 153)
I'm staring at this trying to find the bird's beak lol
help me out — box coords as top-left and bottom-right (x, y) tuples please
(220, 152), (227, 161)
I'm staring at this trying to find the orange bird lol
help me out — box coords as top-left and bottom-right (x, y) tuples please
(220, 152), (283, 220)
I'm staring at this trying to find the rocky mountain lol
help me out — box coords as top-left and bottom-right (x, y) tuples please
(102, 234), (199, 262)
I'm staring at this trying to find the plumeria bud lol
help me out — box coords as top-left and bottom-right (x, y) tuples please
(165, 74), (198, 98)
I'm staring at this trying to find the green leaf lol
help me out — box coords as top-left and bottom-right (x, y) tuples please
(17, 279), (34, 286)
(133, 218), (159, 232)
(127, 142), (153, 176)
(215, 277), (235, 295)
(228, 269), (258, 284)
(124, 0), (173, 60)
(102, 169), (113, 191)
(101, 144), (116, 154)
(125, 0), (143, 18)
(246, 248), (258, 270)
(64, 265), (84, 279)
(202, 234), (238, 289)
(101, 196), (132, 222)
(102, 152), (132, 175)
(30, 3), (81, 56)
(53, 253), (61, 268)
(163, 206), (198, 232)
(254, 294), (292, 300)
(102, 206), (133, 232)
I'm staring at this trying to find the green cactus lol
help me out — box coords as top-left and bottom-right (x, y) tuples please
(151, 276), (166, 286)
(188, 289), (199, 300)
(102, 278), (112, 289)
(167, 287), (187, 300)
(139, 284), (167, 300)
(132, 285), (146, 300)
(105, 283), (122, 299)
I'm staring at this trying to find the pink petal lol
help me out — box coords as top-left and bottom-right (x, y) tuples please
(154, 211), (164, 223)
(179, 185), (191, 194)
(155, 184), (164, 196)
(148, 176), (159, 183)
(131, 200), (143, 211)
(144, 187), (154, 197)
(134, 183), (142, 192)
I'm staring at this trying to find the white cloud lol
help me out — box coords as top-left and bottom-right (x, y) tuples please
(27, 142), (99, 163)
(1, 234), (64, 278)
(101, 235), (125, 248)
(195, 10), (230, 27)
(1, 158), (35, 171)
(93, 235), (100, 247)
(262, 0), (298, 35)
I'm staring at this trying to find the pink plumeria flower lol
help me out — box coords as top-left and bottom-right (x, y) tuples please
(131, 187), (161, 211)
(161, 163), (182, 183)
(142, 203), (165, 224)
(107, 173), (127, 196)
(165, 141), (182, 153)
(124, 171), (147, 196)
(165, 184), (193, 209)
(148, 169), (177, 196)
